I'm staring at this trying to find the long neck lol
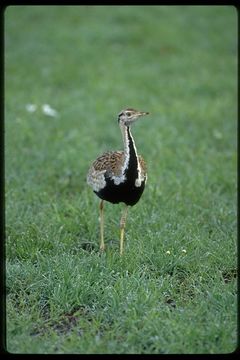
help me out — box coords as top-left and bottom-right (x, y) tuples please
(120, 123), (139, 180)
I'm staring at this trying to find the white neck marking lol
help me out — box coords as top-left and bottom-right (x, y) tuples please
(120, 123), (142, 187)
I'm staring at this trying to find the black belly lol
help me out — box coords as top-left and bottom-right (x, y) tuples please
(94, 177), (145, 206)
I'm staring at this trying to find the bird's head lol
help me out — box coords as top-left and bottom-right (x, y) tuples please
(118, 108), (149, 126)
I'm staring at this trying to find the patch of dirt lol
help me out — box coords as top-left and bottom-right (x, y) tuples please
(222, 269), (237, 283)
(164, 297), (176, 309)
(30, 305), (91, 337)
(80, 242), (96, 252)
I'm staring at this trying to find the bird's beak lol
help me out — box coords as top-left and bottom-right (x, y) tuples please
(130, 111), (149, 124)
(138, 111), (149, 117)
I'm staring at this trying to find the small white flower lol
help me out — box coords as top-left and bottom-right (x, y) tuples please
(182, 249), (187, 254)
(42, 104), (58, 117)
(26, 104), (37, 113)
(166, 250), (171, 255)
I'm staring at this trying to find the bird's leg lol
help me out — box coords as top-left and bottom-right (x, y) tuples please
(120, 205), (128, 256)
(99, 200), (105, 251)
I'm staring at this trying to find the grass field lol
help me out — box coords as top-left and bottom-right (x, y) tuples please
(5, 5), (237, 354)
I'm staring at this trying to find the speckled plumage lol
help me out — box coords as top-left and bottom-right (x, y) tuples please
(88, 150), (147, 180)
(90, 151), (125, 176)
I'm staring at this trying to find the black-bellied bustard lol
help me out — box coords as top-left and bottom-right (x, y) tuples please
(87, 108), (149, 255)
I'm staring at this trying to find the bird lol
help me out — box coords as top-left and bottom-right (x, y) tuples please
(87, 108), (149, 255)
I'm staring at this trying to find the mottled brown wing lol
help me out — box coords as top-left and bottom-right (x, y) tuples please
(138, 155), (147, 177)
(91, 151), (125, 177)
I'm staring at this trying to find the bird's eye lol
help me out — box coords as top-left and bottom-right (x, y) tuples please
(126, 112), (131, 117)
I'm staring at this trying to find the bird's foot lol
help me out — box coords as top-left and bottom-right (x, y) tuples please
(100, 243), (105, 252)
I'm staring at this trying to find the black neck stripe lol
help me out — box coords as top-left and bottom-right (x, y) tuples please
(125, 127), (138, 180)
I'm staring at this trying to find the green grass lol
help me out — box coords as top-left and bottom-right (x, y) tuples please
(5, 5), (237, 354)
